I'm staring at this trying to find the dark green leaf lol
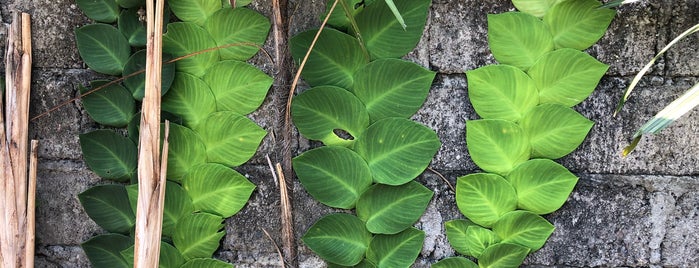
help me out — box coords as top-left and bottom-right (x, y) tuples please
(173, 213), (226, 260)
(122, 49), (177, 100)
(302, 213), (372, 266)
(544, 0), (616, 50)
(76, 0), (119, 23)
(82, 234), (133, 268)
(356, 181), (433, 234)
(466, 65), (538, 122)
(116, 0), (143, 8)
(203, 8), (270, 60)
(487, 12), (554, 70)
(202, 60), (273, 115)
(355, 0), (431, 59)
(75, 24), (131, 75)
(167, 123), (208, 182)
(455, 173), (517, 227)
(466, 119), (530, 176)
(324, 0), (365, 30)
(492, 210), (555, 251)
(193, 112), (266, 167)
(478, 243), (530, 268)
(120, 242), (186, 268)
(520, 104), (594, 159)
(79, 130), (137, 181)
(118, 8), (147, 46)
(81, 80), (135, 127)
(183, 163), (256, 217)
(168, 0), (221, 25)
(366, 227), (425, 268)
(163, 22), (219, 77)
(506, 159), (578, 215)
(432, 257), (478, 268)
(79, 185), (135, 233)
(162, 72), (216, 128)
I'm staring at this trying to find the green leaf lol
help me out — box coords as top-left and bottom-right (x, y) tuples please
(293, 146), (372, 209)
(168, 0), (221, 25)
(445, 219), (500, 258)
(203, 8), (271, 60)
(455, 173), (517, 227)
(222, 0), (253, 7)
(511, 0), (563, 17)
(163, 22), (220, 77)
(126, 181), (194, 237)
(354, 118), (441, 185)
(528, 48), (609, 107)
(81, 80), (135, 127)
(79, 130), (137, 181)
(520, 104), (594, 159)
(120, 242), (187, 268)
(384, 0), (407, 29)
(162, 72), (216, 128)
(118, 8), (146, 47)
(167, 123), (208, 182)
(432, 257), (478, 268)
(78, 185), (135, 234)
(324, 0), (365, 30)
(507, 159), (578, 214)
(466, 65), (539, 122)
(352, 59), (435, 122)
(292, 86), (370, 147)
(356, 181), (433, 234)
(290, 28), (368, 89)
(115, 0), (143, 8)
(82, 234), (133, 268)
(76, 0), (119, 23)
(366, 227), (425, 268)
(193, 112), (266, 167)
(544, 0), (616, 50)
(75, 24), (131, 75)
(173, 213), (226, 260)
(123, 50), (177, 101)
(181, 258), (233, 268)
(302, 213), (372, 266)
(492, 210), (554, 251)
(487, 12), (554, 71)
(466, 120), (530, 176)
(202, 60), (273, 115)
(183, 163), (256, 217)
(328, 259), (377, 268)
(355, 0), (431, 59)
(478, 243), (530, 268)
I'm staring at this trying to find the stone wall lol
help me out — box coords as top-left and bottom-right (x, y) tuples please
(1, 0), (698, 267)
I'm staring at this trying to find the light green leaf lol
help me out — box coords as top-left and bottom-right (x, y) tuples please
(478, 243), (530, 268)
(120, 242), (187, 268)
(511, 0), (563, 17)
(203, 8), (270, 60)
(356, 181), (433, 234)
(79, 130), (137, 181)
(455, 173), (517, 227)
(122, 49), (177, 101)
(115, 0), (142, 8)
(126, 181), (194, 237)
(355, 0), (430, 59)
(520, 104), (594, 159)
(487, 12), (554, 71)
(507, 159), (578, 214)
(222, 0), (253, 7)
(544, 0), (616, 50)
(293, 146), (372, 209)
(168, 0), (221, 25)
(445, 219), (500, 258)
(79, 185), (135, 234)
(366, 227), (425, 268)
(118, 8), (146, 47)
(75, 24), (131, 75)
(290, 28), (368, 89)
(528, 48), (608, 107)
(466, 119), (530, 176)
(354, 118), (441, 185)
(82, 234), (133, 268)
(302, 213), (372, 266)
(162, 72), (216, 128)
(76, 0), (119, 23)
(202, 60), (273, 115)
(167, 123), (208, 182)
(181, 258), (233, 268)
(466, 65), (539, 122)
(163, 22), (220, 77)
(173, 213), (226, 260)
(352, 59), (435, 122)
(193, 112), (266, 167)
(291, 86), (370, 147)
(432, 257), (478, 268)
(492, 210), (554, 252)
(81, 80), (135, 127)
(183, 163), (256, 217)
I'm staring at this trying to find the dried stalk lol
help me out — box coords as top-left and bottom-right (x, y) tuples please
(25, 140), (38, 268)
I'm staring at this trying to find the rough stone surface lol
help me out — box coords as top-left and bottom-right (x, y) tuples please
(2, 0), (699, 267)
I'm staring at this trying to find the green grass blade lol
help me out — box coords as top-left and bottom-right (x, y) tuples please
(384, 0), (407, 30)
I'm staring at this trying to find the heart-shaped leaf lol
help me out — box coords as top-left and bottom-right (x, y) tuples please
(293, 146), (372, 209)
(365, 227), (425, 268)
(356, 181), (433, 234)
(80, 130), (137, 181)
(81, 80), (135, 127)
(123, 49), (177, 101)
(290, 28), (368, 89)
(487, 12), (554, 70)
(168, 0), (221, 26)
(354, 118), (441, 185)
(167, 123), (208, 182)
(466, 64), (539, 122)
(193, 112), (266, 167)
(203, 8), (270, 60)
(126, 181), (194, 237)
(76, 0), (119, 23)
(352, 59), (435, 122)
(82, 234), (133, 268)
(181, 258), (233, 268)
(183, 163), (256, 217)
(455, 173), (517, 227)
(302, 213), (372, 266)
(79, 184), (135, 233)
(544, 0), (616, 50)
(478, 243), (530, 268)
(520, 104), (594, 159)
(432, 257), (478, 268)
(445, 219), (500, 258)
(466, 119), (530, 176)
(116, 0), (143, 8)
(492, 210), (554, 251)
(291, 86), (369, 147)
(355, 0), (430, 59)
(75, 24), (131, 75)
(173, 212), (225, 260)
(528, 48), (609, 107)
(118, 8), (147, 47)
(163, 22), (219, 77)
(511, 0), (563, 17)
(506, 159), (578, 214)
(120, 242), (186, 268)
(202, 60), (273, 115)
(162, 72), (216, 128)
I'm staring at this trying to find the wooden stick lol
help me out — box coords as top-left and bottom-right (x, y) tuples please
(275, 162), (294, 267)
(25, 140), (38, 268)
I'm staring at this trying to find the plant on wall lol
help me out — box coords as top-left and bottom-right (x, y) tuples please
(434, 0), (615, 267)
(288, 0), (440, 267)
(74, 0), (271, 266)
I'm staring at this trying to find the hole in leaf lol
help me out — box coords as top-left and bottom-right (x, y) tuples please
(333, 129), (354, 140)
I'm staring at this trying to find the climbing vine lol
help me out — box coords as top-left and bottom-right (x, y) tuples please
(289, 0), (439, 267)
(435, 0), (615, 267)
(74, 0), (270, 266)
